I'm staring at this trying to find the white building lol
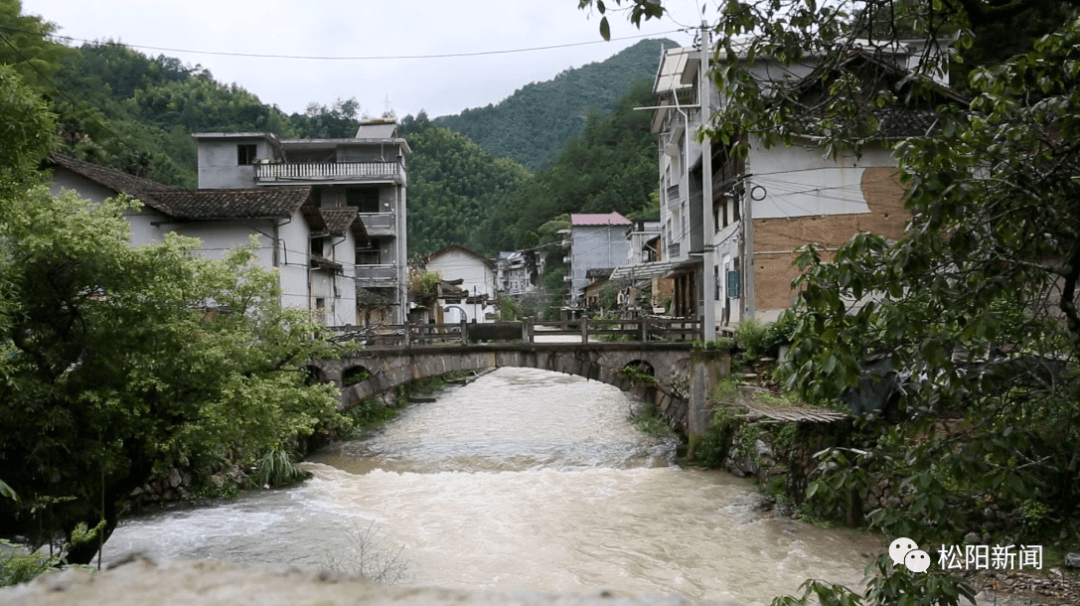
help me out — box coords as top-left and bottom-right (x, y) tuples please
(423, 244), (497, 324)
(191, 117), (410, 326)
(622, 40), (960, 332)
(48, 154), (364, 326)
(495, 250), (546, 296)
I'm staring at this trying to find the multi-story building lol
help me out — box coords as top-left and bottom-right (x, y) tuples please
(192, 116), (410, 325)
(47, 153), (364, 326)
(495, 250), (547, 296)
(634, 38), (957, 333)
(564, 212), (632, 307)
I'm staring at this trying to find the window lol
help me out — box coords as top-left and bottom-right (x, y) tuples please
(237, 144), (257, 165)
(346, 187), (380, 213)
(357, 248), (380, 265)
(311, 236), (324, 257)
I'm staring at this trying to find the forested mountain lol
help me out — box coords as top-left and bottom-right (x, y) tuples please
(3, 1), (664, 262)
(480, 79), (661, 252)
(399, 79), (661, 258)
(34, 36), (363, 188)
(431, 38), (677, 170)
(398, 113), (532, 257)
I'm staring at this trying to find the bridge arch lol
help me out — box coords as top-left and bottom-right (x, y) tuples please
(310, 344), (723, 433)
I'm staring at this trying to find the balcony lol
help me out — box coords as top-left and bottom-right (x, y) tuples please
(355, 264), (398, 286)
(256, 162), (405, 185)
(358, 212), (396, 237)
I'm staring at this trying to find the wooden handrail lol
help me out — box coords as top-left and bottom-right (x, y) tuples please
(329, 317), (705, 346)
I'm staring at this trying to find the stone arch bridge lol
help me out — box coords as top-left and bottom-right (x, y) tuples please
(309, 343), (730, 437)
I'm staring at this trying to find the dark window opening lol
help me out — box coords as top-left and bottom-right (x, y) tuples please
(357, 245), (381, 265)
(238, 144), (257, 166)
(346, 187), (381, 213)
(311, 237), (324, 257)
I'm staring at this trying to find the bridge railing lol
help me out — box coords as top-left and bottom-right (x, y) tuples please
(329, 317), (704, 347)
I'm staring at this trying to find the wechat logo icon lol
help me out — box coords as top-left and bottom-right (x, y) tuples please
(889, 537), (930, 573)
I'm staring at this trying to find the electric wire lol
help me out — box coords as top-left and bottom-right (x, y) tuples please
(0, 24), (692, 61)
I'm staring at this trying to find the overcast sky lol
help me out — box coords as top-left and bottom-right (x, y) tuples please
(22, 0), (712, 120)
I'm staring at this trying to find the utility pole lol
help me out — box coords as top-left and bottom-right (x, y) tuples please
(700, 22), (717, 342)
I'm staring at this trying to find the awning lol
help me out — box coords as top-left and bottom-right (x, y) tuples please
(610, 260), (682, 281)
(662, 257), (702, 278)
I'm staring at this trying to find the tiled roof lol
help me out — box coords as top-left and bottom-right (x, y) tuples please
(424, 244), (496, 269)
(571, 212), (631, 226)
(154, 188), (320, 226)
(586, 267), (615, 279)
(49, 154), (326, 233)
(790, 50), (966, 139)
(49, 153), (175, 213)
(320, 207), (367, 240)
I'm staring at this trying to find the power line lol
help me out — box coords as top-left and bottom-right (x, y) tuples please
(1, 24), (691, 62)
(0, 29), (142, 159)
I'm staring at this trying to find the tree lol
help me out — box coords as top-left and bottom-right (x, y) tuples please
(577, 0), (1080, 574)
(0, 65), (350, 565)
(0, 0), (69, 90)
(0, 189), (351, 563)
(0, 65), (54, 200)
(778, 16), (1080, 543)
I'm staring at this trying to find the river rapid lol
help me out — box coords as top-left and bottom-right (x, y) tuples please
(104, 366), (884, 605)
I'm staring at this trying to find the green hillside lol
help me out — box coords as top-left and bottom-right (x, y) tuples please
(399, 114), (532, 257)
(431, 38), (677, 170)
(2, 1), (665, 262)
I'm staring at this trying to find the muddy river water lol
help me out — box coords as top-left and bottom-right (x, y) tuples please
(104, 366), (884, 605)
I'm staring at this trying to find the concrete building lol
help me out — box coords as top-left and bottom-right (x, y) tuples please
(422, 244), (497, 324)
(48, 154), (364, 326)
(627, 38), (959, 332)
(495, 250), (546, 296)
(564, 212), (632, 307)
(191, 116), (410, 325)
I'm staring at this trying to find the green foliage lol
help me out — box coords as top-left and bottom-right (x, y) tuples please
(399, 117), (532, 256)
(498, 297), (521, 321)
(343, 366), (372, 387)
(432, 38), (676, 170)
(616, 364), (656, 385)
(771, 554), (975, 606)
(289, 98), (360, 139)
(0, 1), (70, 90)
(692, 337), (735, 351)
(772, 15), (1080, 544)
(419, 272), (440, 293)
(627, 402), (672, 436)
(343, 398), (403, 437)
(252, 449), (309, 488)
(692, 405), (739, 467)
(0, 65), (56, 200)
(0, 185), (351, 563)
(735, 318), (769, 359)
(0, 479), (16, 501)
(487, 79), (666, 249)
(597, 280), (621, 311)
(0, 540), (62, 587)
